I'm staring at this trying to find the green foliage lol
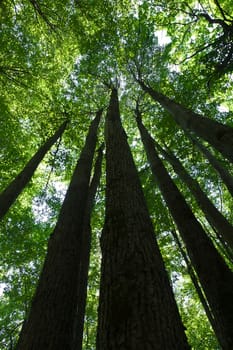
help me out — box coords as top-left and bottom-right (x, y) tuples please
(175, 274), (220, 350)
(1, 0), (233, 348)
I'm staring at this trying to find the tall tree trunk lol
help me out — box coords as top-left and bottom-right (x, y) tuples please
(138, 80), (233, 163)
(171, 229), (218, 338)
(96, 88), (190, 350)
(136, 115), (233, 350)
(72, 144), (104, 350)
(154, 140), (233, 249)
(0, 120), (68, 220)
(189, 133), (233, 197)
(16, 111), (102, 350)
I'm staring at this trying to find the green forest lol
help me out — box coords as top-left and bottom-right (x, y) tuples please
(1, 0), (233, 349)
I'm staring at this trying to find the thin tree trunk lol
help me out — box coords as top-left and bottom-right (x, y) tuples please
(171, 229), (218, 338)
(136, 115), (233, 350)
(16, 111), (102, 350)
(154, 140), (233, 249)
(72, 144), (104, 350)
(0, 120), (68, 220)
(138, 80), (233, 163)
(189, 133), (233, 197)
(96, 88), (190, 350)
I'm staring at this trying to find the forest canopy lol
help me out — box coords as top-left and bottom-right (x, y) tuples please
(0, 1), (233, 349)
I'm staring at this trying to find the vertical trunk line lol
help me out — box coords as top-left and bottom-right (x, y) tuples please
(97, 88), (190, 350)
(136, 114), (233, 349)
(16, 111), (102, 350)
(72, 144), (104, 350)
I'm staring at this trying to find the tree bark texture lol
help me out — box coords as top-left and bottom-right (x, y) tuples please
(0, 120), (68, 220)
(16, 111), (102, 350)
(136, 115), (233, 350)
(154, 141), (233, 249)
(72, 144), (104, 350)
(171, 229), (218, 338)
(96, 89), (190, 350)
(189, 133), (233, 198)
(138, 80), (233, 163)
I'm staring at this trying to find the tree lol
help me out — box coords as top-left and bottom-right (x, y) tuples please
(138, 80), (233, 163)
(0, 120), (68, 220)
(136, 113), (233, 349)
(1, 1), (233, 349)
(171, 228), (218, 336)
(16, 111), (101, 350)
(73, 144), (104, 350)
(152, 137), (233, 249)
(97, 88), (190, 350)
(188, 133), (233, 198)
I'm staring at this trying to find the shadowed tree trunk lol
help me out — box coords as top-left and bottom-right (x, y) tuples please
(96, 88), (190, 350)
(138, 79), (233, 163)
(154, 140), (233, 249)
(0, 120), (68, 220)
(171, 229), (218, 339)
(188, 133), (233, 197)
(16, 110), (102, 350)
(136, 114), (233, 350)
(72, 144), (104, 350)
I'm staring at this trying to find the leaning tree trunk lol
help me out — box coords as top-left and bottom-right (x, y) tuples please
(154, 140), (233, 249)
(188, 133), (233, 198)
(96, 88), (190, 350)
(136, 115), (233, 350)
(0, 120), (68, 220)
(72, 144), (104, 350)
(138, 79), (233, 163)
(171, 229), (218, 338)
(16, 111), (102, 350)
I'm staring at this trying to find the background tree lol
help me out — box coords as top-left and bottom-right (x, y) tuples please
(136, 112), (233, 349)
(0, 120), (68, 220)
(16, 111), (101, 350)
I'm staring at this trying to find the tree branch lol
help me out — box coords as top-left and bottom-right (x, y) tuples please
(214, 0), (233, 22)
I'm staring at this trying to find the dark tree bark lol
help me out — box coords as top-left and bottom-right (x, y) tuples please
(136, 115), (233, 350)
(171, 229), (218, 338)
(0, 120), (68, 220)
(16, 111), (102, 350)
(154, 140), (233, 249)
(138, 80), (233, 163)
(96, 88), (190, 350)
(188, 133), (233, 197)
(72, 144), (104, 350)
